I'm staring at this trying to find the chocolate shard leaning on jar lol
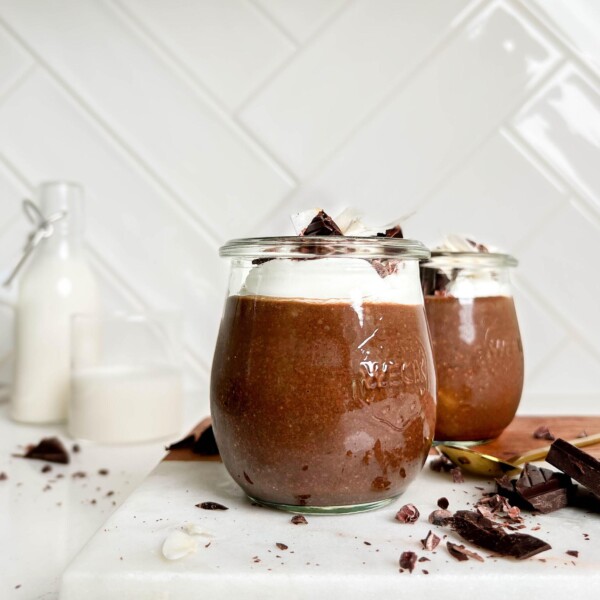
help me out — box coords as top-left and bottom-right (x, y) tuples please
(546, 439), (600, 499)
(452, 510), (551, 559)
(192, 425), (219, 456)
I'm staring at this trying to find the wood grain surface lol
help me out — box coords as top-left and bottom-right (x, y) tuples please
(164, 415), (600, 462)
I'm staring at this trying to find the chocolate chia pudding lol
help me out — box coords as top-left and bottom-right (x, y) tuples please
(211, 295), (435, 509)
(211, 235), (435, 513)
(421, 247), (523, 443)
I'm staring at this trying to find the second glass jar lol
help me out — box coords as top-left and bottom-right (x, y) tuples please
(421, 252), (524, 444)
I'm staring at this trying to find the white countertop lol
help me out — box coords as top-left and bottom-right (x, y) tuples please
(1, 392), (598, 600)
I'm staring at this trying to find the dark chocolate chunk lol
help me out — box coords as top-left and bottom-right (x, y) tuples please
(428, 509), (453, 526)
(23, 438), (69, 464)
(421, 530), (441, 551)
(399, 551), (417, 573)
(165, 434), (196, 451)
(429, 455), (454, 472)
(192, 426), (219, 456)
(453, 510), (551, 559)
(512, 463), (573, 513)
(395, 503), (420, 524)
(291, 515), (308, 525)
(384, 225), (403, 238)
(197, 501), (228, 510)
(276, 543), (288, 551)
(533, 425), (555, 441)
(566, 550), (579, 558)
(301, 210), (343, 237)
(547, 439), (600, 499)
(437, 497), (449, 510)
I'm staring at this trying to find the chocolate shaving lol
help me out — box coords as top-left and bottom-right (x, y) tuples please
(276, 543), (288, 551)
(566, 550), (579, 558)
(451, 467), (465, 483)
(421, 530), (441, 551)
(197, 501), (228, 510)
(399, 551), (417, 573)
(395, 504), (420, 524)
(447, 542), (484, 562)
(22, 437), (69, 464)
(291, 515), (308, 525)
(452, 510), (551, 559)
(547, 439), (600, 499)
(429, 455), (454, 473)
(533, 425), (555, 441)
(301, 210), (343, 237)
(165, 434), (196, 451)
(192, 426), (219, 456)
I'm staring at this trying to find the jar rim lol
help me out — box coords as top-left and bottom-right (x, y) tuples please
(424, 251), (518, 268)
(219, 236), (431, 260)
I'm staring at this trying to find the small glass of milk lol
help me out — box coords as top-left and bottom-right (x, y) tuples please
(69, 311), (184, 444)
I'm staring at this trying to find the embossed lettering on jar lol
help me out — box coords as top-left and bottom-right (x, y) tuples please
(421, 252), (524, 444)
(211, 237), (436, 514)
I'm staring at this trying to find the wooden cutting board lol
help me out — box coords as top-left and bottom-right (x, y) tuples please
(165, 415), (600, 462)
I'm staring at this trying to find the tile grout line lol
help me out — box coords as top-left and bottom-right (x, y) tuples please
(234, 0), (355, 115)
(245, 0), (302, 47)
(0, 15), (226, 250)
(0, 151), (210, 379)
(514, 0), (600, 88)
(250, 0), (492, 232)
(514, 273), (600, 365)
(104, 0), (299, 188)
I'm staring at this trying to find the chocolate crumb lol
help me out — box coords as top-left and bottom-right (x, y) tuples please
(41, 465), (52, 474)
(72, 444), (80, 453)
(451, 467), (465, 483)
(418, 556), (431, 562)
(197, 501), (228, 511)
(437, 497), (449, 510)
(98, 469), (109, 476)
(399, 551), (417, 573)
(291, 515), (308, 525)
(0, 472), (8, 481)
(577, 431), (588, 439)
(165, 434), (195, 451)
(276, 543), (288, 551)
(566, 550), (579, 558)
(72, 471), (87, 479)
(22, 437), (69, 464)
(106, 490), (114, 497)
(421, 530), (441, 551)
(533, 425), (555, 441)
(364, 541), (372, 546)
(422, 569), (429, 575)
(395, 503), (420, 524)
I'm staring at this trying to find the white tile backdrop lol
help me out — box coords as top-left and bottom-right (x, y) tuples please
(0, 0), (599, 412)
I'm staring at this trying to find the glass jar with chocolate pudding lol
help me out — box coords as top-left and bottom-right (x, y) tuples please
(211, 237), (436, 514)
(421, 252), (523, 445)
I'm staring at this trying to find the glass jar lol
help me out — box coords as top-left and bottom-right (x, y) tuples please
(421, 252), (524, 444)
(210, 236), (436, 514)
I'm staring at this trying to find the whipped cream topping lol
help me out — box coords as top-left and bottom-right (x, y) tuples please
(240, 257), (423, 304)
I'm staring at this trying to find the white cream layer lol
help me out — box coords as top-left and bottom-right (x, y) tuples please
(241, 257), (423, 304)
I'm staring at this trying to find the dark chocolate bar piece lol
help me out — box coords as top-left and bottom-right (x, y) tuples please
(514, 463), (573, 513)
(192, 425), (219, 456)
(165, 434), (196, 451)
(547, 438), (600, 499)
(453, 510), (551, 560)
(23, 437), (70, 464)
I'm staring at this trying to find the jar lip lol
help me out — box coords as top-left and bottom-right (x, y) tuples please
(424, 251), (518, 267)
(219, 236), (431, 260)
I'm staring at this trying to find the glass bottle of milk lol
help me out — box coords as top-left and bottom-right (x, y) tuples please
(11, 182), (99, 423)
